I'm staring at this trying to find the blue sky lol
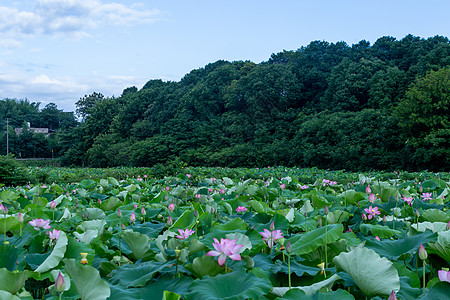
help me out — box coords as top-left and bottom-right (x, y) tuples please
(0, 0), (449, 112)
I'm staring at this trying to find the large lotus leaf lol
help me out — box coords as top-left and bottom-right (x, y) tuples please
(396, 276), (421, 300)
(428, 230), (450, 261)
(73, 230), (98, 244)
(64, 236), (95, 261)
(170, 210), (196, 230)
(121, 230), (151, 260)
(291, 224), (344, 255)
(338, 190), (365, 205)
(421, 209), (450, 223)
(35, 231), (68, 273)
(130, 222), (164, 239)
(84, 208), (106, 220)
(107, 284), (142, 300)
(139, 275), (193, 299)
(359, 224), (401, 239)
(0, 190), (19, 203)
(275, 288), (354, 299)
(0, 244), (21, 271)
(189, 255), (223, 278)
(0, 268), (32, 294)
(185, 269), (272, 300)
(100, 197), (122, 212)
(109, 261), (171, 288)
(0, 291), (20, 300)
(79, 179), (96, 189)
(272, 274), (341, 297)
(370, 182), (399, 202)
(365, 230), (437, 260)
(64, 258), (110, 300)
(212, 218), (247, 231)
(333, 247), (400, 297)
(411, 222), (448, 233)
(162, 291), (182, 300)
(0, 216), (19, 234)
(418, 282), (450, 299)
(271, 260), (321, 277)
(393, 262), (420, 288)
(326, 210), (350, 224)
(290, 211), (319, 231)
(225, 232), (252, 253)
(248, 200), (266, 214)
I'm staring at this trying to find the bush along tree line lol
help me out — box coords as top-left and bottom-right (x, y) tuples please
(1, 34), (449, 171)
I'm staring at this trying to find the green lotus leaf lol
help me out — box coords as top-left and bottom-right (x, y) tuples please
(35, 231), (68, 273)
(411, 222), (448, 233)
(225, 232), (251, 252)
(100, 197), (122, 212)
(107, 284), (141, 300)
(359, 224), (401, 239)
(271, 259), (321, 277)
(290, 224), (344, 255)
(130, 222), (164, 239)
(170, 210), (196, 230)
(0, 268), (32, 294)
(185, 269), (272, 300)
(79, 179), (96, 189)
(272, 274), (341, 297)
(73, 230), (98, 244)
(0, 244), (21, 271)
(109, 261), (171, 288)
(64, 258), (110, 300)
(370, 182), (399, 202)
(189, 255), (224, 278)
(0, 216), (19, 234)
(0, 190), (19, 203)
(428, 230), (450, 261)
(421, 209), (450, 223)
(418, 282), (450, 299)
(275, 288), (354, 299)
(393, 262), (420, 288)
(139, 275), (192, 299)
(84, 208), (106, 220)
(121, 230), (152, 260)
(326, 210), (350, 224)
(365, 230), (437, 260)
(248, 200), (265, 214)
(212, 218), (247, 231)
(0, 290), (20, 300)
(333, 246), (400, 297)
(396, 276), (421, 300)
(338, 190), (365, 205)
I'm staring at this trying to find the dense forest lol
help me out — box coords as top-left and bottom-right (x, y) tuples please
(1, 34), (449, 171)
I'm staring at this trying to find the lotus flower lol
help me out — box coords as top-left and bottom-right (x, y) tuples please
(368, 193), (376, 203)
(418, 243), (427, 260)
(259, 228), (284, 249)
(48, 229), (61, 241)
(50, 200), (57, 209)
(365, 186), (371, 194)
(206, 238), (243, 266)
(130, 212), (136, 223)
(438, 270), (450, 283)
(388, 290), (397, 300)
(29, 218), (51, 231)
(168, 203), (175, 212)
(236, 206), (247, 213)
(403, 196), (413, 205)
(421, 192), (432, 201)
(175, 228), (195, 240)
(364, 206), (381, 220)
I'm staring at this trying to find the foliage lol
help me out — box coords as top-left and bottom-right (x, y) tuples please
(0, 154), (33, 186)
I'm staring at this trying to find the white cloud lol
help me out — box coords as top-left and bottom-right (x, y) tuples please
(0, 0), (162, 46)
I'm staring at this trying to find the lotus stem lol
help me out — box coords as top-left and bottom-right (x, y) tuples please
(288, 254), (291, 290)
(118, 223), (122, 267)
(324, 219), (328, 268)
(423, 260), (426, 296)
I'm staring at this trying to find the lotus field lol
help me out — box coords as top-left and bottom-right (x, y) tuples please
(0, 167), (450, 299)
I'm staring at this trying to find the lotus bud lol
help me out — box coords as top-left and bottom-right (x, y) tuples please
(54, 272), (65, 293)
(167, 216), (173, 226)
(388, 290), (397, 300)
(133, 204), (138, 209)
(375, 236), (380, 241)
(286, 241), (292, 254)
(324, 205), (329, 215)
(270, 221), (275, 231)
(446, 220), (450, 230)
(50, 201), (57, 209)
(117, 208), (122, 218)
(168, 203), (175, 212)
(362, 213), (367, 221)
(194, 210), (198, 218)
(211, 207), (214, 214)
(98, 199), (101, 204)
(317, 217), (322, 228)
(121, 224), (126, 230)
(18, 212), (24, 223)
(366, 186), (371, 194)
(383, 215), (387, 223)
(130, 212), (136, 223)
(368, 193), (376, 203)
(418, 243), (427, 260)
(141, 207), (146, 216)
(415, 209), (420, 219)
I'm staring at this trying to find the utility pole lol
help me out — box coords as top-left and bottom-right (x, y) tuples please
(6, 118), (9, 155)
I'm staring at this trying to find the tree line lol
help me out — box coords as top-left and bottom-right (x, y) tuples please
(1, 34), (449, 171)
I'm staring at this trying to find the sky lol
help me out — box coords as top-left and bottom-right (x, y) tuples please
(0, 0), (449, 113)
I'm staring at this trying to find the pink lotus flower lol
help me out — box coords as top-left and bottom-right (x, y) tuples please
(48, 229), (61, 241)
(55, 271), (66, 293)
(368, 193), (376, 203)
(186, 174), (191, 178)
(236, 206), (247, 213)
(29, 218), (51, 231)
(50, 201), (57, 209)
(280, 184), (286, 190)
(365, 186), (371, 194)
(375, 236), (380, 241)
(168, 203), (175, 212)
(219, 188), (225, 194)
(17, 212), (24, 223)
(175, 228), (195, 240)
(421, 193), (432, 201)
(438, 270), (450, 283)
(300, 185), (309, 190)
(364, 206), (381, 220)
(0, 203), (7, 214)
(206, 238), (243, 266)
(259, 228), (284, 249)
(141, 207), (146, 216)
(403, 196), (413, 205)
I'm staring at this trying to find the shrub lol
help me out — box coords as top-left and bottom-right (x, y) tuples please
(0, 154), (34, 186)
